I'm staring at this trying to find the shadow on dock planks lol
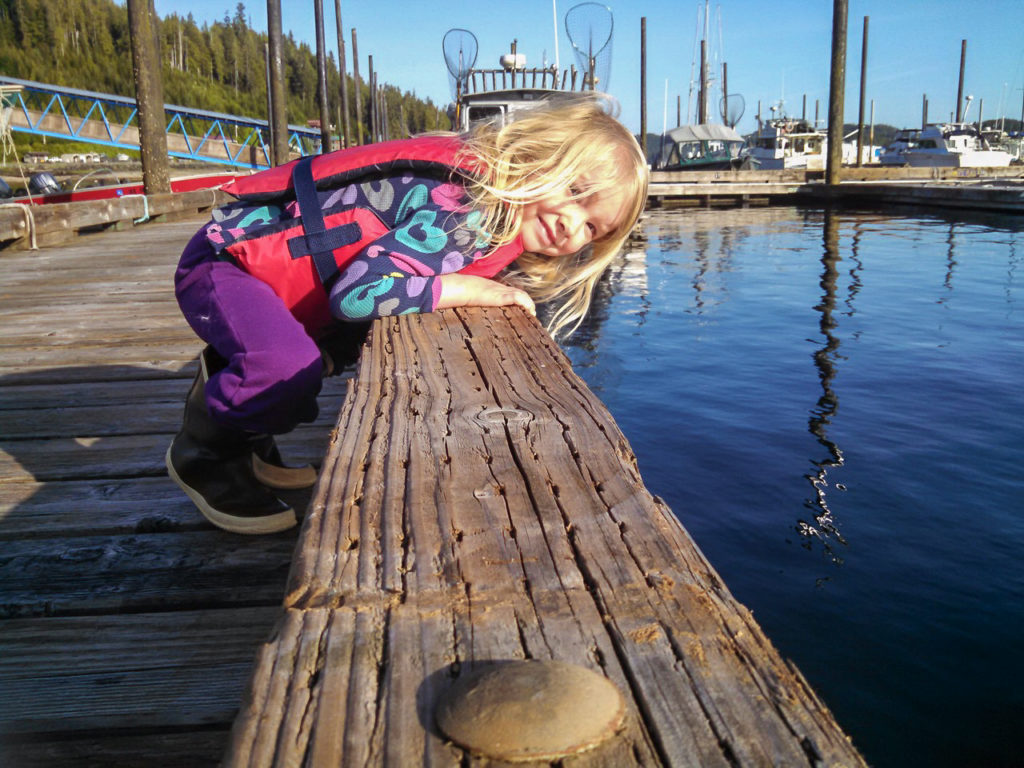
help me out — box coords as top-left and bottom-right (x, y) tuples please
(0, 216), (347, 766)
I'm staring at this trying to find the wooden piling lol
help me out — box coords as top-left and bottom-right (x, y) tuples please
(334, 0), (352, 148)
(368, 57), (377, 142)
(826, 0), (848, 186)
(956, 39), (967, 122)
(722, 62), (728, 124)
(263, 43), (275, 159)
(267, 0), (289, 165)
(351, 29), (363, 145)
(856, 16), (869, 167)
(314, 0), (332, 153)
(870, 99), (875, 150)
(640, 17), (647, 159)
(127, 0), (170, 194)
(699, 39), (708, 124)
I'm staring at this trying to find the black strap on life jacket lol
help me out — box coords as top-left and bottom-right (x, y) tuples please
(288, 155), (362, 287)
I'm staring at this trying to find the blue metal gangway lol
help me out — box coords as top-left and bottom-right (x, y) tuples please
(0, 76), (323, 169)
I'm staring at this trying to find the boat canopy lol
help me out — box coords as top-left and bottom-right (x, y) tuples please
(665, 123), (744, 144)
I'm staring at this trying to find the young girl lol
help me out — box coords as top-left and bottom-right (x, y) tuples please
(167, 94), (648, 534)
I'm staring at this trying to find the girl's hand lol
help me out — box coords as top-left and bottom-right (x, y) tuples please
(437, 274), (536, 316)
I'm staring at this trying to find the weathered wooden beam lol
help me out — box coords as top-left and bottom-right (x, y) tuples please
(0, 189), (228, 249)
(223, 308), (866, 766)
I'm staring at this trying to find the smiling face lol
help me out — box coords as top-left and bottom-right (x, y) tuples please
(518, 176), (632, 259)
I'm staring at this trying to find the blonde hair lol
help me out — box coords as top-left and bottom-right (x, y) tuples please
(455, 94), (649, 338)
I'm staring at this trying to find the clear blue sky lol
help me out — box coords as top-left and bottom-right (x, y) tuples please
(153, 0), (1024, 136)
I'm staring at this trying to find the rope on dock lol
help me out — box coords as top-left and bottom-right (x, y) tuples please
(122, 193), (150, 224)
(0, 203), (37, 249)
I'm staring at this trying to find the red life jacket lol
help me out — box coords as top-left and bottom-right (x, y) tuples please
(218, 136), (523, 336)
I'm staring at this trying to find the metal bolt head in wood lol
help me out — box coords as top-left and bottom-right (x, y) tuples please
(435, 660), (626, 761)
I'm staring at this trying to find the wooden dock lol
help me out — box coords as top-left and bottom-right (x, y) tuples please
(648, 165), (1024, 212)
(0, 216), (347, 766)
(0, 212), (865, 765)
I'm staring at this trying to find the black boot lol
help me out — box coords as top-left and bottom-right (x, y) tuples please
(245, 324), (370, 489)
(251, 435), (318, 490)
(166, 348), (296, 534)
(317, 321), (371, 377)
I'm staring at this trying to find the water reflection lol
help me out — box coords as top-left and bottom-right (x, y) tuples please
(691, 229), (713, 313)
(796, 209), (849, 562)
(562, 234), (651, 357)
(844, 219), (864, 325)
(1007, 236), (1018, 309)
(940, 223), (958, 305)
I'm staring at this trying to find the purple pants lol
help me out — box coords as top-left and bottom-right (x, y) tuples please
(174, 229), (323, 434)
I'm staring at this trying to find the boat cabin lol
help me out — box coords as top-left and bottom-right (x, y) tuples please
(878, 128), (920, 166)
(905, 123), (1013, 168)
(745, 118), (827, 170)
(450, 46), (595, 133)
(455, 87), (576, 132)
(656, 123), (746, 171)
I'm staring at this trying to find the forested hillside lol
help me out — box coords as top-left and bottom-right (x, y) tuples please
(0, 0), (447, 144)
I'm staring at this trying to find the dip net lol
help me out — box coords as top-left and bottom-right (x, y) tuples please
(565, 3), (613, 91)
(442, 28), (478, 103)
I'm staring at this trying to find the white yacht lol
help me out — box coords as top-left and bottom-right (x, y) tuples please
(878, 129), (920, 166)
(904, 123), (1013, 168)
(743, 117), (827, 170)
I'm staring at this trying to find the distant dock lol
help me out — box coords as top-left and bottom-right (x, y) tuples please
(649, 165), (1024, 213)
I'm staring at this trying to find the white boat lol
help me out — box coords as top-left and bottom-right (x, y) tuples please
(455, 85), (576, 132)
(842, 139), (881, 165)
(743, 117), (827, 170)
(878, 129), (920, 166)
(445, 7), (613, 133)
(655, 123), (748, 171)
(904, 123), (1013, 168)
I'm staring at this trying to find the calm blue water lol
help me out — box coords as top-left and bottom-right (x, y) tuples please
(562, 206), (1024, 768)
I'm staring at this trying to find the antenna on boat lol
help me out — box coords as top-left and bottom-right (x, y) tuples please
(552, 0), (560, 72)
(442, 29), (478, 127)
(565, 3), (613, 91)
(962, 94), (974, 123)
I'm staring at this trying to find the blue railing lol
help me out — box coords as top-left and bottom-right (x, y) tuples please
(0, 76), (324, 169)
